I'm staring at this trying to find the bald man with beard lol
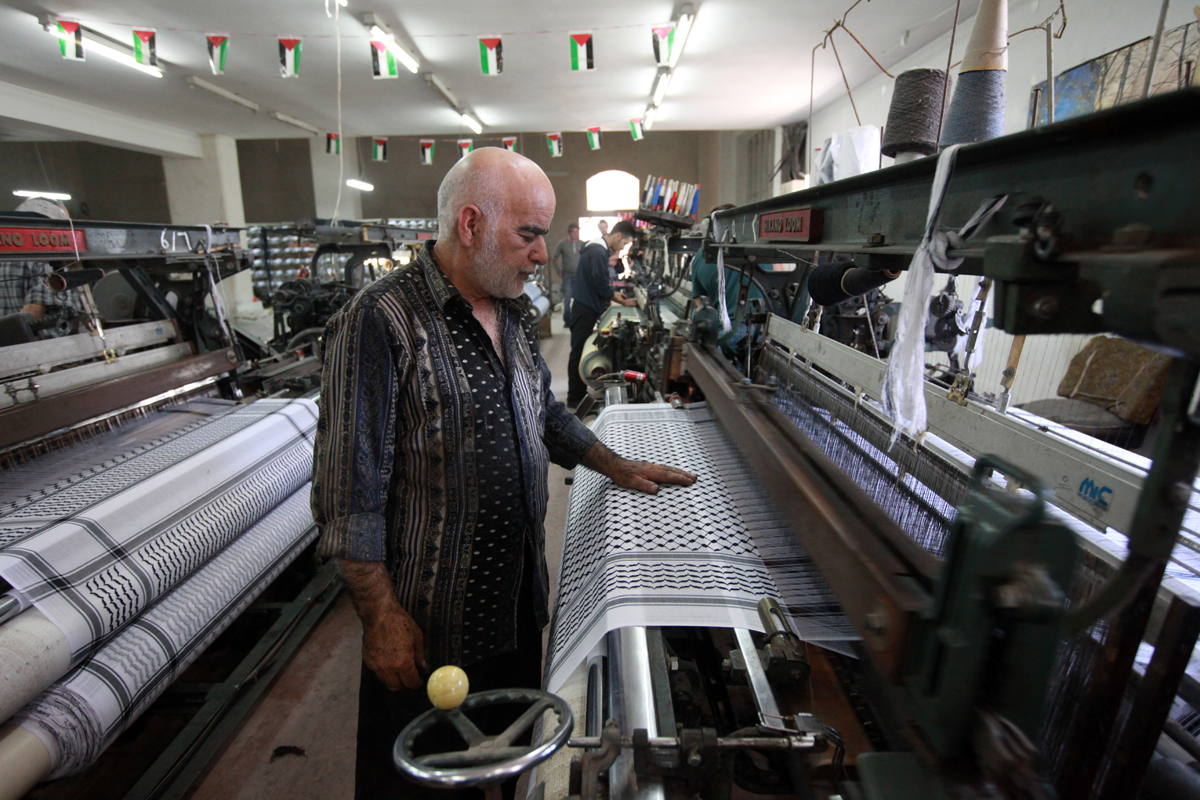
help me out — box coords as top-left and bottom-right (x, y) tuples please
(312, 147), (696, 799)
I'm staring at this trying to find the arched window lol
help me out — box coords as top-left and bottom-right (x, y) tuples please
(586, 170), (640, 212)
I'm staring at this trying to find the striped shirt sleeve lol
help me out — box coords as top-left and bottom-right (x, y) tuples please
(311, 298), (406, 561)
(539, 347), (597, 468)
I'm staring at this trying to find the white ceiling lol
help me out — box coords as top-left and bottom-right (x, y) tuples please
(0, 0), (977, 140)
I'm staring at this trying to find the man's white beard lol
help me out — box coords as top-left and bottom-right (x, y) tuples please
(472, 227), (524, 299)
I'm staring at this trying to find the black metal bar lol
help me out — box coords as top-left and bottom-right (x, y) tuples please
(712, 88), (1200, 264)
(0, 349), (239, 450)
(122, 559), (343, 800)
(0, 218), (241, 261)
(1056, 359), (1200, 799)
(1097, 593), (1200, 800)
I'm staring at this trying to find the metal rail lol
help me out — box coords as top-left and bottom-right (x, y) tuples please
(0, 219), (241, 262)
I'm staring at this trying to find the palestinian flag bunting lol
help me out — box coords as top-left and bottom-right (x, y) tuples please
(479, 37), (502, 75)
(630, 118), (645, 141)
(457, 139), (474, 160)
(586, 127), (601, 150)
(371, 40), (398, 79)
(546, 132), (563, 158)
(206, 34), (229, 75)
(372, 138), (388, 162)
(652, 23), (676, 67)
(279, 37), (301, 78)
(56, 20), (83, 61)
(502, 136), (518, 152)
(569, 32), (594, 71)
(325, 133), (340, 155)
(419, 139), (435, 165)
(132, 29), (157, 67)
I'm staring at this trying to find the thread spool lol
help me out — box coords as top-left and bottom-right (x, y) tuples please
(939, 0), (1008, 147)
(881, 68), (948, 159)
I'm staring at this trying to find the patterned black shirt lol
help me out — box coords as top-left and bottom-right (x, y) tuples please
(312, 242), (599, 668)
(443, 295), (531, 664)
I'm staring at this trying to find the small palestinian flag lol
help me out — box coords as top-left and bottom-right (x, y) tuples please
(457, 139), (474, 160)
(206, 34), (229, 75)
(419, 139), (435, 165)
(502, 136), (518, 152)
(57, 20), (83, 61)
(372, 138), (388, 162)
(586, 127), (601, 150)
(546, 132), (563, 158)
(279, 37), (302, 78)
(132, 29), (157, 67)
(652, 23), (676, 67)
(630, 118), (645, 141)
(371, 40), (398, 79)
(569, 32), (594, 71)
(479, 36), (502, 75)
(326, 133), (341, 155)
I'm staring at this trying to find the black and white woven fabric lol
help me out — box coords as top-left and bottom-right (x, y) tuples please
(545, 403), (857, 691)
(0, 398), (317, 662)
(15, 484), (318, 779)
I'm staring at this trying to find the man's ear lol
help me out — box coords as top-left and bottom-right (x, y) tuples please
(457, 205), (483, 248)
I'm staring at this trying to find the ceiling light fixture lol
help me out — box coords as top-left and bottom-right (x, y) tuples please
(44, 19), (162, 78)
(14, 189), (72, 201)
(652, 70), (673, 107)
(271, 111), (321, 135)
(346, 179), (374, 191)
(643, 106), (657, 131)
(187, 76), (259, 112)
(365, 19), (420, 74)
(668, 5), (695, 69)
(460, 113), (483, 134)
(425, 73), (460, 109)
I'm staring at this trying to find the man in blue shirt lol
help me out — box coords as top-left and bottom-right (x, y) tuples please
(564, 219), (638, 406)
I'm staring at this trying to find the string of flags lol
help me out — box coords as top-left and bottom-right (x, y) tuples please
(327, 125), (650, 164)
(641, 175), (700, 220)
(49, 21), (677, 78)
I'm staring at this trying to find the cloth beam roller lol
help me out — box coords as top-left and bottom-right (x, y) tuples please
(0, 398), (318, 725)
(0, 484), (318, 794)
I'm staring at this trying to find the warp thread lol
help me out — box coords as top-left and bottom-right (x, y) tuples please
(716, 242), (733, 333)
(939, 69), (1006, 147)
(882, 68), (948, 157)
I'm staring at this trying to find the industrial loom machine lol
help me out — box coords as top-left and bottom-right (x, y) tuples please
(388, 88), (1200, 800)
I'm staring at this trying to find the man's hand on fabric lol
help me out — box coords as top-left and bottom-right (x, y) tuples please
(580, 441), (698, 495)
(340, 559), (428, 691)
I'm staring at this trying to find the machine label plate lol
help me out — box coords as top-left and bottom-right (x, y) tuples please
(758, 208), (822, 242)
(0, 228), (87, 253)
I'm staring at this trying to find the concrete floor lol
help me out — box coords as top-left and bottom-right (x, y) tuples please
(187, 313), (578, 800)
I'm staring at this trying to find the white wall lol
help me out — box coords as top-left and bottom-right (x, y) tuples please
(809, 0), (1193, 406)
(308, 134), (364, 221)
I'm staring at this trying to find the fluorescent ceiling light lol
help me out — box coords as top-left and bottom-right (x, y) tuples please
(460, 113), (483, 134)
(652, 70), (673, 106)
(669, 6), (694, 68)
(368, 24), (420, 73)
(271, 111), (321, 135)
(187, 76), (259, 112)
(643, 106), (657, 131)
(49, 25), (162, 78)
(346, 179), (374, 191)
(426, 73), (460, 109)
(14, 189), (71, 201)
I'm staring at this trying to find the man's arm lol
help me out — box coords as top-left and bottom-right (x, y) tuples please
(579, 440), (697, 494)
(312, 301), (427, 689)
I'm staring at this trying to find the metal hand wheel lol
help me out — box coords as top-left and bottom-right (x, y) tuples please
(393, 681), (574, 790)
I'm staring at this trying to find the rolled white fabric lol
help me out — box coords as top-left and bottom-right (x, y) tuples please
(0, 399), (317, 664)
(13, 485), (318, 780)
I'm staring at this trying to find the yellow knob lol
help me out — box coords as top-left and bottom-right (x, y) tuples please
(427, 665), (469, 710)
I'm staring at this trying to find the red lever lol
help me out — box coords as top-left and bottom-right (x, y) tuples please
(623, 370), (647, 383)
